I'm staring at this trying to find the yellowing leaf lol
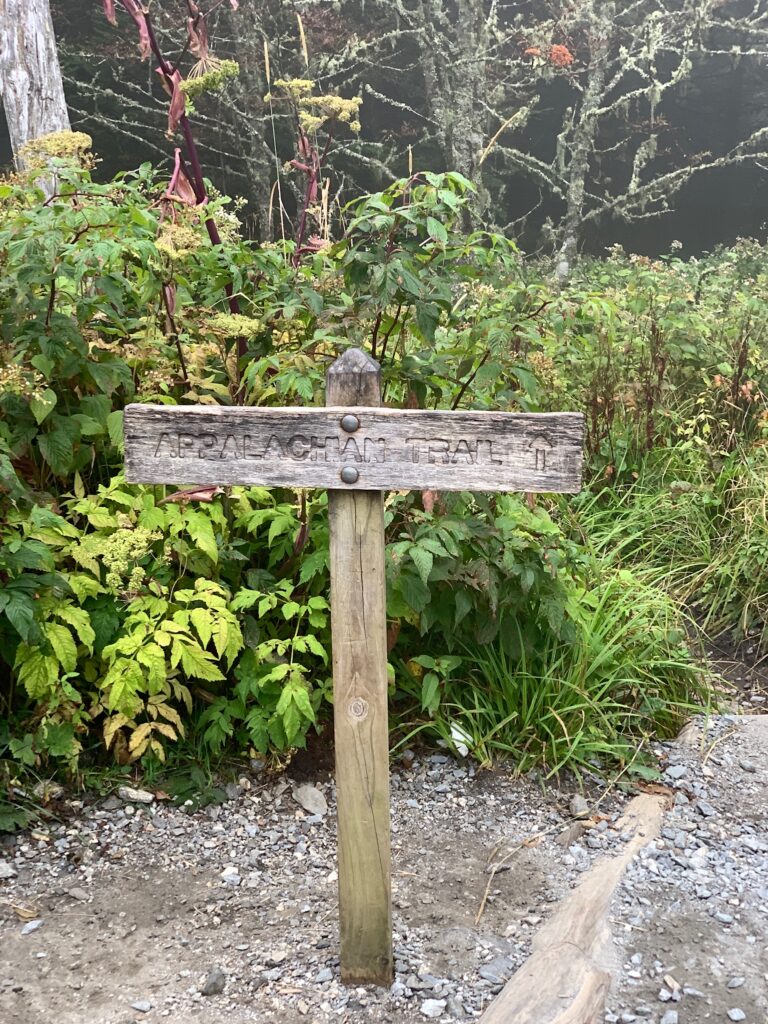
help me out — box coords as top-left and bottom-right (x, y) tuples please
(129, 722), (153, 751)
(103, 713), (129, 750)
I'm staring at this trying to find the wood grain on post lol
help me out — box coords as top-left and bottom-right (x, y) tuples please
(327, 349), (393, 987)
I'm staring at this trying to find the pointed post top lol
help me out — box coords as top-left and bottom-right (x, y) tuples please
(327, 348), (381, 407)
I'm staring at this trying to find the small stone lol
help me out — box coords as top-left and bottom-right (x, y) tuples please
(20, 920), (42, 936)
(129, 1000), (152, 1013)
(117, 786), (154, 805)
(696, 800), (716, 817)
(569, 794), (590, 819)
(658, 988), (673, 1002)
(660, 1012), (678, 1024)
(478, 956), (512, 985)
(740, 760), (757, 773)
(292, 784), (328, 817)
(727, 1011), (746, 1022)
(446, 995), (466, 1018)
(265, 950), (287, 967)
(220, 867), (241, 887)
(201, 967), (226, 996)
(664, 765), (687, 780)
(0, 861), (17, 880)
(727, 977), (746, 990)
(315, 968), (333, 984)
(421, 999), (447, 1018)
(67, 888), (89, 902)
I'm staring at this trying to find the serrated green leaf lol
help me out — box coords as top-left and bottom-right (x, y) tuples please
(185, 510), (218, 563)
(15, 647), (59, 699)
(67, 574), (103, 602)
(29, 388), (57, 425)
(44, 621), (78, 673)
(409, 545), (434, 586)
(179, 641), (225, 682)
(55, 604), (95, 652)
(190, 606), (214, 649)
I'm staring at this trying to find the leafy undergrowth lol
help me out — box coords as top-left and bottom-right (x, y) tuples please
(3, 152), (767, 808)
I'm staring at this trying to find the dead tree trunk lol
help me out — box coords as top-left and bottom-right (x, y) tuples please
(0, 0), (70, 165)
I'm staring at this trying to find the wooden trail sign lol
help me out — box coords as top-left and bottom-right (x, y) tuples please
(124, 348), (585, 987)
(124, 409), (583, 493)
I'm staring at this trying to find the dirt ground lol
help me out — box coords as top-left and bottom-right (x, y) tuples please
(1, 655), (766, 1024)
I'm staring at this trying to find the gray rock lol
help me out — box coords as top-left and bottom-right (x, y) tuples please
(420, 999), (447, 1018)
(220, 867), (241, 887)
(67, 888), (89, 902)
(696, 800), (717, 817)
(478, 956), (512, 984)
(446, 995), (466, 1018)
(20, 920), (42, 936)
(727, 1011), (746, 1023)
(129, 1000), (152, 1013)
(117, 786), (154, 805)
(315, 968), (333, 984)
(660, 1012), (678, 1024)
(664, 765), (687, 780)
(0, 861), (17, 880)
(569, 794), (590, 819)
(727, 977), (746, 990)
(292, 784), (328, 817)
(201, 967), (226, 996)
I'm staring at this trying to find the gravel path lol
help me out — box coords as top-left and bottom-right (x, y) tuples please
(0, 716), (766, 1024)
(607, 715), (768, 1024)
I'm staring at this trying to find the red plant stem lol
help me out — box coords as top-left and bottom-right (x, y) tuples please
(127, 4), (247, 383)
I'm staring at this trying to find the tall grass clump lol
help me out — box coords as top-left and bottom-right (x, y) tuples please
(396, 551), (709, 775)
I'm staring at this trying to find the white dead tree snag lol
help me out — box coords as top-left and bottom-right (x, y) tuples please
(0, 0), (71, 166)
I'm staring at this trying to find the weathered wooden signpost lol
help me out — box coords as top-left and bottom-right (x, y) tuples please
(124, 348), (584, 987)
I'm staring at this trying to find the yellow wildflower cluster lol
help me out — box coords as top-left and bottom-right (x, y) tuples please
(136, 368), (170, 400)
(0, 361), (45, 400)
(19, 131), (93, 168)
(208, 313), (264, 339)
(180, 60), (240, 101)
(155, 223), (203, 261)
(527, 351), (559, 389)
(269, 79), (362, 135)
(100, 526), (161, 596)
(299, 95), (362, 135)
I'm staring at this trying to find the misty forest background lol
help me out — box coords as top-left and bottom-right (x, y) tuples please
(20, 1), (768, 256)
